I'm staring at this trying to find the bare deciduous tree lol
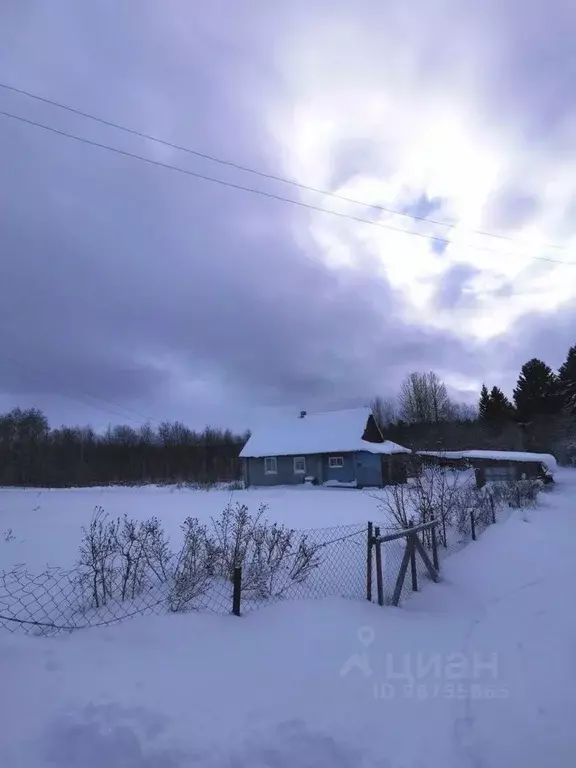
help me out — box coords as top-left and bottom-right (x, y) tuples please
(399, 371), (453, 424)
(370, 396), (398, 429)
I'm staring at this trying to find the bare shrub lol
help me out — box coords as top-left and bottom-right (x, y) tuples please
(372, 459), (544, 549)
(76, 501), (325, 615)
(168, 517), (216, 612)
(115, 515), (170, 600)
(241, 522), (322, 599)
(78, 508), (173, 608)
(77, 507), (119, 608)
(209, 502), (323, 599)
(139, 516), (172, 584)
(375, 462), (477, 546)
(210, 502), (268, 581)
(486, 479), (541, 510)
(376, 482), (413, 530)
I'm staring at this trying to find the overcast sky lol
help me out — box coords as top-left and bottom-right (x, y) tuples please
(1, 0), (576, 433)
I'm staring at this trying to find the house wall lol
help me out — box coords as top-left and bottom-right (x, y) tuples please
(244, 454), (323, 486)
(473, 459), (542, 488)
(321, 453), (356, 484)
(355, 452), (383, 488)
(244, 451), (407, 488)
(389, 454), (410, 484)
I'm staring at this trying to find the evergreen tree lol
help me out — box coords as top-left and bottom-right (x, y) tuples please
(486, 386), (515, 424)
(513, 358), (560, 422)
(478, 384), (490, 421)
(558, 345), (576, 414)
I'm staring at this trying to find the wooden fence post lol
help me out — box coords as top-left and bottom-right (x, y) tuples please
(431, 516), (440, 572)
(408, 521), (418, 592)
(470, 509), (477, 541)
(366, 521), (373, 602)
(374, 526), (384, 606)
(232, 566), (242, 616)
(391, 538), (413, 607)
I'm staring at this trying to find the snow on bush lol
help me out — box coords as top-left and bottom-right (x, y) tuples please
(76, 501), (324, 615)
(374, 461), (544, 548)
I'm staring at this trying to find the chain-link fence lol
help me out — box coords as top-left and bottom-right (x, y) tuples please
(0, 477), (547, 634)
(373, 476), (545, 605)
(0, 564), (235, 636)
(238, 522), (368, 614)
(0, 521), (369, 635)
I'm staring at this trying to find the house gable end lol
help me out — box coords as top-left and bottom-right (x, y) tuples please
(362, 413), (385, 444)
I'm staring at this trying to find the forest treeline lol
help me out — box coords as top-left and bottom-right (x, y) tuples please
(0, 413), (248, 487)
(1, 344), (575, 487)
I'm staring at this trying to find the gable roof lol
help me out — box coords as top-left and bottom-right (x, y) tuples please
(239, 407), (409, 458)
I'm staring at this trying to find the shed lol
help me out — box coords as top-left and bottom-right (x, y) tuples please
(417, 451), (469, 470)
(417, 450), (557, 487)
(239, 407), (410, 488)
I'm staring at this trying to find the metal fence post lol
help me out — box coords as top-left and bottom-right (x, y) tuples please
(408, 520), (418, 592)
(470, 509), (477, 541)
(366, 521), (373, 602)
(232, 567), (242, 616)
(374, 526), (384, 606)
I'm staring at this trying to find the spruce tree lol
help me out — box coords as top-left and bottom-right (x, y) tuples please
(558, 345), (576, 414)
(486, 386), (515, 424)
(478, 384), (490, 421)
(513, 358), (560, 422)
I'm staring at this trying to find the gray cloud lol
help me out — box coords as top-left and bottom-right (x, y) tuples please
(1, 0), (575, 430)
(482, 187), (540, 233)
(433, 264), (481, 310)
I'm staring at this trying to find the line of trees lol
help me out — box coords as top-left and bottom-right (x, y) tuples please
(0, 408), (248, 487)
(372, 345), (576, 462)
(1, 344), (575, 488)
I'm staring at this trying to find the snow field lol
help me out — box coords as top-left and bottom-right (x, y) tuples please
(0, 469), (575, 766)
(0, 469), (524, 630)
(0, 484), (386, 573)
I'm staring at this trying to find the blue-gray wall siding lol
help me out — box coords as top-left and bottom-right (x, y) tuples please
(244, 454), (323, 486)
(355, 452), (384, 487)
(244, 451), (384, 487)
(322, 453), (356, 483)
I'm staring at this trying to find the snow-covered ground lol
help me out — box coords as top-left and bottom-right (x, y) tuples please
(0, 483), (389, 572)
(1, 469), (576, 766)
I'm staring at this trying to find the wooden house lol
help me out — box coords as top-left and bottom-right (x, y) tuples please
(240, 407), (410, 488)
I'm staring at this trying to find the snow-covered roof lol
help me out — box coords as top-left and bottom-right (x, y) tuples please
(418, 450), (558, 474)
(239, 407), (410, 458)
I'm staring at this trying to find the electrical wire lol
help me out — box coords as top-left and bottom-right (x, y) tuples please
(0, 80), (571, 252)
(1, 107), (575, 267)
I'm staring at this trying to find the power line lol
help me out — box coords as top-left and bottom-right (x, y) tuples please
(0, 351), (157, 426)
(0, 79), (571, 253)
(1, 106), (575, 267)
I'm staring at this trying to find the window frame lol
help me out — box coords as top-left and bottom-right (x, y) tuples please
(328, 456), (344, 469)
(264, 456), (278, 475)
(484, 465), (515, 482)
(293, 456), (307, 474)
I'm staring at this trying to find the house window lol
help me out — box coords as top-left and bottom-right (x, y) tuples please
(329, 456), (344, 468)
(484, 465), (515, 482)
(293, 456), (306, 474)
(264, 457), (278, 474)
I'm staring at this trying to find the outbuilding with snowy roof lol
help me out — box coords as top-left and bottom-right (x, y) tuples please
(417, 449), (557, 487)
(239, 407), (411, 488)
